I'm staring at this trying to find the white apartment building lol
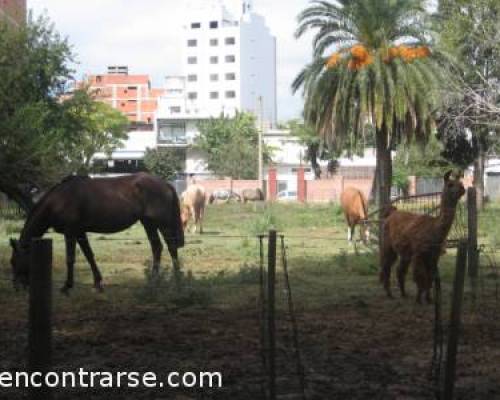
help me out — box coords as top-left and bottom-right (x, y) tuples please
(156, 0), (277, 176)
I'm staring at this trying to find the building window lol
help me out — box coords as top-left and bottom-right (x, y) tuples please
(188, 92), (198, 100)
(209, 38), (218, 46)
(96, 75), (102, 83)
(209, 74), (219, 82)
(209, 56), (218, 64)
(209, 21), (218, 29)
(187, 39), (197, 47)
(225, 37), (236, 45)
(225, 91), (236, 99)
(169, 106), (181, 114)
(225, 55), (236, 63)
(127, 86), (137, 90)
(187, 74), (197, 82)
(225, 72), (236, 80)
(191, 22), (201, 29)
(187, 56), (197, 64)
(209, 92), (219, 99)
(158, 122), (187, 144)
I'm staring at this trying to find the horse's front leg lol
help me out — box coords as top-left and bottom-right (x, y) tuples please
(62, 235), (76, 294)
(77, 234), (103, 291)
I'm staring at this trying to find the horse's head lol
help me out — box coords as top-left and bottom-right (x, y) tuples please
(9, 239), (30, 290)
(442, 170), (466, 208)
(180, 204), (191, 231)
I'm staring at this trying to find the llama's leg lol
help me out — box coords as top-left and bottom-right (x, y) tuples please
(77, 234), (103, 291)
(142, 221), (163, 274)
(412, 256), (426, 304)
(62, 235), (76, 294)
(397, 256), (411, 298)
(425, 262), (438, 304)
(380, 247), (397, 298)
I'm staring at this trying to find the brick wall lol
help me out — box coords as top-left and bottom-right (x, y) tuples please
(306, 177), (373, 203)
(196, 179), (261, 198)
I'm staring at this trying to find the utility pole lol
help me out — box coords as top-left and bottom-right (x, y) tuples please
(258, 95), (264, 191)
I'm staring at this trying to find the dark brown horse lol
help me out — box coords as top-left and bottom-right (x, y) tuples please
(10, 173), (184, 292)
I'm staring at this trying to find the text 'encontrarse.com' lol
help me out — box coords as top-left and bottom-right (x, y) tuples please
(0, 369), (223, 389)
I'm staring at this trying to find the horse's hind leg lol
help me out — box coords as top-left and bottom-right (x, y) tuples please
(159, 227), (180, 273)
(77, 234), (103, 291)
(62, 235), (76, 294)
(142, 221), (163, 274)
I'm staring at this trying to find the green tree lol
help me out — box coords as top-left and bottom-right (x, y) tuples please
(61, 88), (129, 173)
(292, 0), (449, 213)
(196, 112), (269, 179)
(144, 148), (185, 181)
(288, 119), (339, 179)
(0, 15), (74, 209)
(0, 16), (131, 210)
(436, 0), (500, 208)
(393, 137), (454, 194)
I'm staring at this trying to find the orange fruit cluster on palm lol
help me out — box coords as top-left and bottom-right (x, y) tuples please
(325, 44), (431, 70)
(385, 45), (431, 63)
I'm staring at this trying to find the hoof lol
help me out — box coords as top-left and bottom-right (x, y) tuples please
(94, 281), (104, 292)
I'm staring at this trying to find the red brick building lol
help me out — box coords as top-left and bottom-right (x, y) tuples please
(86, 66), (165, 126)
(0, 0), (26, 26)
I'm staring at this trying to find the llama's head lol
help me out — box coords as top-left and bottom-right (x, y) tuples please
(442, 170), (465, 208)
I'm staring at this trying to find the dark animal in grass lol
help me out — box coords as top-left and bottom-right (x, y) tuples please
(241, 188), (264, 203)
(380, 170), (465, 304)
(10, 173), (184, 293)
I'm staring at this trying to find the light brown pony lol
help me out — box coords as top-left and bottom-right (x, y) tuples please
(381, 170), (465, 303)
(181, 184), (207, 234)
(340, 187), (370, 244)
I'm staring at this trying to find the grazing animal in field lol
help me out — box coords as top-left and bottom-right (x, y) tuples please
(340, 187), (370, 244)
(181, 184), (207, 233)
(208, 189), (241, 204)
(241, 188), (264, 203)
(381, 170), (465, 304)
(9, 173), (184, 293)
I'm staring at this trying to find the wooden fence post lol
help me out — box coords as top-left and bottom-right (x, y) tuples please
(443, 240), (467, 400)
(267, 230), (277, 400)
(29, 239), (53, 400)
(467, 187), (478, 301)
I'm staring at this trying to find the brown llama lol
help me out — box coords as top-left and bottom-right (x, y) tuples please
(380, 170), (465, 304)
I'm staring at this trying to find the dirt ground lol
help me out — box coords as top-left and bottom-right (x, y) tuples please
(0, 284), (498, 400)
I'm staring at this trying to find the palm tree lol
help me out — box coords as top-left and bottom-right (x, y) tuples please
(292, 0), (450, 211)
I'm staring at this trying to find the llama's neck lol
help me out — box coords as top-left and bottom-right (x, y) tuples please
(436, 203), (457, 239)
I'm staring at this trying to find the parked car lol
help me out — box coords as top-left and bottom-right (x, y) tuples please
(277, 190), (297, 201)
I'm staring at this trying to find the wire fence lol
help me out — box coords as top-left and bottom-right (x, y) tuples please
(1, 196), (499, 399)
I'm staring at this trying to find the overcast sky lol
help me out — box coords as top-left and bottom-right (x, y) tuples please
(28, 0), (314, 122)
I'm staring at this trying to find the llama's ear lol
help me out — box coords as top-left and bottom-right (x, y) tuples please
(444, 170), (453, 182)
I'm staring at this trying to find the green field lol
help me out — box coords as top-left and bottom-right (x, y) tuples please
(0, 202), (499, 399)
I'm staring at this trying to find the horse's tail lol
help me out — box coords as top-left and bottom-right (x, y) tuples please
(171, 188), (185, 248)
